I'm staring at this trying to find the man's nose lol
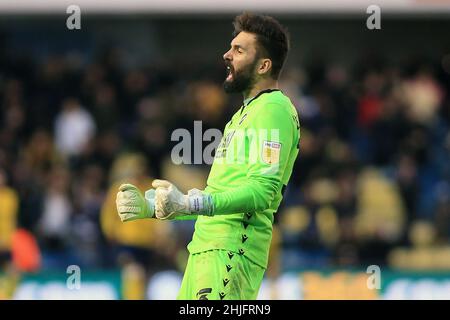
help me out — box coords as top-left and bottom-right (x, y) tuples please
(223, 49), (232, 61)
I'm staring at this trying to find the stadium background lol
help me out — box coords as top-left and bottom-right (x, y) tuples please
(0, 0), (449, 299)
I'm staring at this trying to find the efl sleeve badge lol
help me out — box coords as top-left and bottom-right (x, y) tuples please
(262, 141), (281, 164)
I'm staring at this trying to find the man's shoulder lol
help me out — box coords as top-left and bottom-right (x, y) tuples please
(251, 91), (296, 120)
(255, 91), (295, 112)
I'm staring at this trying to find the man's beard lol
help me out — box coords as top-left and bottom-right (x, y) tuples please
(223, 60), (258, 94)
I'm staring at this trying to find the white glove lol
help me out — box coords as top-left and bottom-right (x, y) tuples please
(116, 183), (155, 222)
(152, 179), (213, 220)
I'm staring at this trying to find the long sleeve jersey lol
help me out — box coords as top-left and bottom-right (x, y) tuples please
(187, 89), (300, 268)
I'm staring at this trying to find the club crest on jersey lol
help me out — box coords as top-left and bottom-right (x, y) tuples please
(262, 141), (281, 164)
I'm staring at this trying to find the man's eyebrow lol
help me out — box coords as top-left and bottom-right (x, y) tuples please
(231, 43), (245, 50)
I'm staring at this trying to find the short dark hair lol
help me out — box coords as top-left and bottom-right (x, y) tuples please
(232, 12), (290, 79)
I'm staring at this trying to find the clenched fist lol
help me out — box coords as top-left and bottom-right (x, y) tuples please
(152, 179), (214, 220)
(116, 183), (155, 222)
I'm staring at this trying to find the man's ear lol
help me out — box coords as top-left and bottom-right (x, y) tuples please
(258, 58), (272, 76)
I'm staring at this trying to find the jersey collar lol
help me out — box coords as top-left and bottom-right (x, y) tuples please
(244, 88), (281, 107)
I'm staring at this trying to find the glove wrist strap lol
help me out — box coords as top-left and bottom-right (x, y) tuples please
(188, 193), (214, 216)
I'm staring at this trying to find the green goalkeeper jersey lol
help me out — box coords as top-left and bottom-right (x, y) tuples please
(187, 89), (300, 268)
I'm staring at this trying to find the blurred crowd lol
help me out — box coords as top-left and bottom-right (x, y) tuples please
(0, 38), (449, 286)
(277, 58), (450, 272)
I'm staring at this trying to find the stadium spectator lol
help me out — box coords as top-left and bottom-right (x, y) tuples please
(54, 98), (96, 159)
(0, 169), (19, 269)
(100, 153), (176, 275)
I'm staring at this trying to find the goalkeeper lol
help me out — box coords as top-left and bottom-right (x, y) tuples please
(116, 12), (300, 300)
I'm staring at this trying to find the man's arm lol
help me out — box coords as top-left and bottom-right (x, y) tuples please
(118, 105), (296, 221)
(152, 104), (296, 220)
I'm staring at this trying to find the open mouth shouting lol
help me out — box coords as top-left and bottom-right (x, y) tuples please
(225, 63), (234, 82)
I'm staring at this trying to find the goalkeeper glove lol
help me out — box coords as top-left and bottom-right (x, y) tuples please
(116, 183), (156, 222)
(152, 179), (213, 220)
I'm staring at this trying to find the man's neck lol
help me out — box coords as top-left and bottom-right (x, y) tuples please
(243, 78), (279, 101)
